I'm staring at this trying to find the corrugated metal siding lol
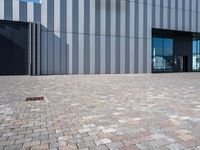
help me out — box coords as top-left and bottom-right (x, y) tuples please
(0, 0), (200, 74)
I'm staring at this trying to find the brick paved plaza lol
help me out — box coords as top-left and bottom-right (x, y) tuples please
(0, 73), (200, 150)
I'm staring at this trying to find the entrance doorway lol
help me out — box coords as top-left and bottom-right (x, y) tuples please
(175, 56), (188, 72)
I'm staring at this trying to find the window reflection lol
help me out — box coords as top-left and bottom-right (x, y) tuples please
(193, 39), (200, 71)
(152, 38), (173, 72)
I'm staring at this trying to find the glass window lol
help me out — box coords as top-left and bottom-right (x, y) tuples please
(193, 39), (200, 71)
(153, 38), (163, 56)
(152, 37), (173, 72)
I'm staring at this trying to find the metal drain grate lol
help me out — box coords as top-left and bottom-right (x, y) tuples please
(25, 97), (44, 101)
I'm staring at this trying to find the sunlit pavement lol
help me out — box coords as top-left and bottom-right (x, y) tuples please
(0, 73), (200, 150)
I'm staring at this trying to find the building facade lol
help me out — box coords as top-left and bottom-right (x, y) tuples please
(0, 0), (200, 75)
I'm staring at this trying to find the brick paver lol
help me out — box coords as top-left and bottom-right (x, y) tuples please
(0, 73), (200, 150)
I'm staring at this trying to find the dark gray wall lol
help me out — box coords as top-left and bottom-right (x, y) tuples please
(174, 32), (193, 72)
(0, 21), (28, 75)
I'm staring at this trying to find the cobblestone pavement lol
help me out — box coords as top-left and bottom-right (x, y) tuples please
(0, 73), (200, 150)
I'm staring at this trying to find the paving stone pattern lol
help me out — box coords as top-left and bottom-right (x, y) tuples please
(0, 73), (200, 150)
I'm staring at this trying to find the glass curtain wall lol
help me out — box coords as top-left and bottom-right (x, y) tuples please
(192, 38), (200, 71)
(152, 37), (173, 72)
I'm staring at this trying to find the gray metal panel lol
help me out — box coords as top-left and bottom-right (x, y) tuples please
(84, 0), (90, 74)
(138, 2), (144, 73)
(120, 37), (125, 73)
(178, 1), (183, 30)
(19, 1), (27, 22)
(0, 0), (4, 19)
(100, 0), (106, 74)
(47, 0), (54, 31)
(120, 1), (126, 74)
(4, 0), (12, 20)
(32, 23), (36, 75)
(84, 34), (90, 74)
(34, 3), (41, 23)
(129, 1), (135, 73)
(115, 36), (120, 74)
(54, 0), (60, 74)
(47, 32), (54, 74)
(111, 36), (116, 74)
(125, 1), (130, 73)
(27, 2), (34, 22)
(13, 0), (19, 21)
(155, 2), (160, 28)
(79, 34), (84, 74)
(60, 0), (67, 74)
(60, 33), (67, 74)
(41, 0), (47, 29)
(198, 1), (200, 33)
(89, 0), (95, 74)
(79, 0), (84, 74)
(54, 33), (61, 74)
(41, 0), (47, 75)
(105, 0), (111, 74)
(163, 1), (168, 29)
(115, 0), (120, 74)
(95, 35), (100, 74)
(37, 23), (41, 75)
(41, 31), (48, 74)
(28, 23), (32, 75)
(110, 0), (116, 74)
(72, 0), (79, 74)
(72, 33), (79, 74)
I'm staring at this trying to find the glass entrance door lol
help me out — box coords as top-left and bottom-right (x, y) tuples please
(175, 56), (188, 72)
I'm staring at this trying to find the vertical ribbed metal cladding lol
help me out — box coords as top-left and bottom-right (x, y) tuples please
(1, 0), (200, 75)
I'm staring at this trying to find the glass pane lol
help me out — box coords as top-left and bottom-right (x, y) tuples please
(153, 38), (163, 56)
(164, 39), (173, 56)
(152, 37), (173, 72)
(193, 39), (200, 71)
(163, 39), (173, 71)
